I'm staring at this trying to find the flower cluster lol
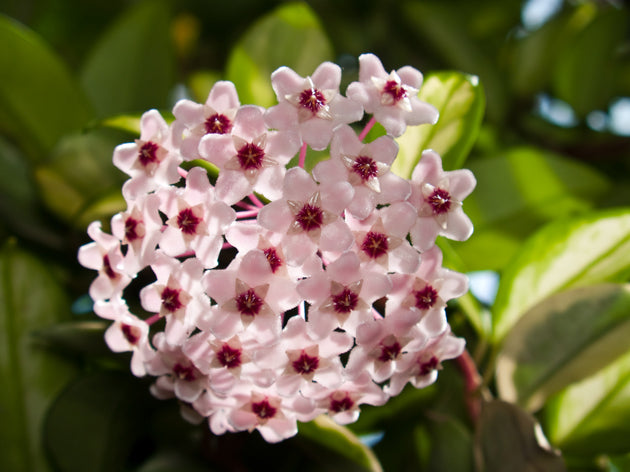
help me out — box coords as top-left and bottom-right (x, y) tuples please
(78, 53), (476, 443)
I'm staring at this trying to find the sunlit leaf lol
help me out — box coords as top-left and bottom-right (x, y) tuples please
(546, 347), (630, 456)
(298, 415), (383, 472)
(492, 208), (630, 342)
(0, 241), (77, 472)
(45, 372), (151, 472)
(449, 146), (609, 271)
(0, 14), (93, 160)
(497, 283), (630, 411)
(225, 2), (334, 108)
(34, 128), (130, 227)
(476, 400), (565, 471)
(80, 0), (175, 117)
(392, 71), (484, 178)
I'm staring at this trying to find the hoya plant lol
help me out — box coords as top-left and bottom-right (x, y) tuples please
(1, 1), (630, 471)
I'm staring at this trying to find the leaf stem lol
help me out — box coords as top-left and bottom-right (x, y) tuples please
(358, 117), (376, 141)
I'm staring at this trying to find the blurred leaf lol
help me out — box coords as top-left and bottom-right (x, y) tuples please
(0, 14), (93, 160)
(136, 451), (215, 472)
(188, 70), (222, 104)
(298, 415), (383, 472)
(34, 127), (130, 227)
(553, 6), (628, 118)
(80, 0), (175, 117)
(33, 321), (110, 356)
(476, 400), (566, 472)
(496, 283), (630, 411)
(450, 146), (610, 271)
(546, 346), (630, 457)
(45, 372), (151, 472)
(225, 2), (334, 108)
(101, 114), (142, 135)
(492, 208), (630, 342)
(392, 71), (485, 178)
(420, 413), (474, 472)
(0, 241), (77, 472)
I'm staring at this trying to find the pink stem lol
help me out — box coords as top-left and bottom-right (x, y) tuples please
(358, 117), (376, 141)
(298, 142), (308, 169)
(455, 349), (483, 424)
(236, 209), (260, 219)
(145, 314), (162, 326)
(234, 200), (259, 211)
(248, 193), (265, 208)
(177, 167), (189, 179)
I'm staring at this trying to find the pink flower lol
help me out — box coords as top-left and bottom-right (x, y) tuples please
(265, 62), (363, 150)
(346, 53), (438, 137)
(172, 81), (240, 160)
(408, 150), (476, 251)
(104, 310), (153, 376)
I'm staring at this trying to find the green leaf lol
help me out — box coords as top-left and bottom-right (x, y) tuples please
(552, 5), (628, 118)
(0, 14), (93, 160)
(80, 0), (175, 117)
(0, 241), (77, 472)
(45, 372), (151, 472)
(32, 321), (110, 357)
(546, 347), (630, 456)
(34, 127), (130, 227)
(492, 208), (630, 342)
(476, 400), (565, 472)
(391, 71), (484, 178)
(496, 283), (630, 411)
(449, 146), (610, 271)
(298, 415), (383, 472)
(420, 413), (474, 472)
(225, 2), (334, 108)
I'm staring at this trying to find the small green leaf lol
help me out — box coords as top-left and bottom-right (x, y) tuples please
(45, 372), (151, 472)
(298, 415), (383, 472)
(492, 208), (630, 342)
(225, 2), (334, 108)
(546, 347), (630, 456)
(476, 400), (565, 472)
(0, 14), (93, 160)
(450, 146), (609, 271)
(496, 283), (630, 411)
(392, 71), (484, 178)
(80, 0), (176, 117)
(34, 127), (130, 227)
(0, 241), (77, 472)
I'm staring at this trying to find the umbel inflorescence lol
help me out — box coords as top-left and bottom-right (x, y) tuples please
(78, 53), (476, 443)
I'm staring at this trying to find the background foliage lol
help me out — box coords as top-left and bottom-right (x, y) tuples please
(1, 0), (629, 470)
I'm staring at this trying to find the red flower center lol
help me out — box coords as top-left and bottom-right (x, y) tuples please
(102, 254), (118, 279)
(419, 356), (440, 376)
(204, 113), (232, 134)
(382, 80), (407, 103)
(173, 363), (196, 381)
(427, 188), (451, 214)
(295, 204), (324, 232)
(176, 208), (201, 235)
(235, 289), (264, 316)
(121, 323), (140, 345)
(124, 217), (141, 242)
(299, 88), (326, 114)
(352, 156), (379, 182)
(216, 343), (242, 369)
(361, 231), (389, 259)
(161, 287), (184, 313)
(330, 394), (354, 413)
(378, 341), (402, 362)
(331, 287), (359, 314)
(263, 247), (283, 273)
(414, 285), (438, 310)
(237, 142), (265, 170)
(292, 351), (320, 375)
(138, 141), (160, 167)
(252, 399), (277, 420)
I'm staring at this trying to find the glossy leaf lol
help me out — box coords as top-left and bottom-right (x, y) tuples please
(392, 71), (485, 179)
(0, 242), (77, 472)
(546, 347), (630, 456)
(492, 208), (630, 342)
(34, 128), (130, 227)
(476, 400), (565, 471)
(298, 415), (383, 472)
(225, 2), (334, 108)
(45, 372), (150, 472)
(0, 14), (93, 160)
(449, 146), (609, 271)
(497, 283), (630, 411)
(80, 0), (175, 117)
